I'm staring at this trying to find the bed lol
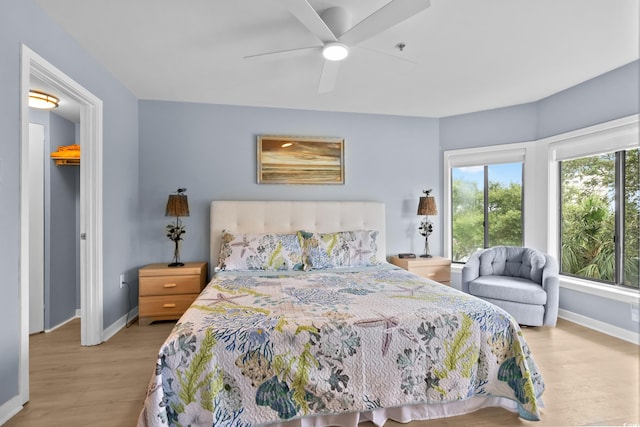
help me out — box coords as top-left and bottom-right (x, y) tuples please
(138, 201), (544, 427)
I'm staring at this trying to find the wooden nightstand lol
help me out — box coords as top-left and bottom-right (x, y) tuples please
(138, 262), (208, 325)
(389, 256), (451, 285)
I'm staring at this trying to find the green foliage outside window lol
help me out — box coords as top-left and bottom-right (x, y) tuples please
(560, 149), (639, 289)
(452, 178), (483, 261)
(452, 164), (523, 262)
(488, 181), (523, 248)
(624, 149), (640, 288)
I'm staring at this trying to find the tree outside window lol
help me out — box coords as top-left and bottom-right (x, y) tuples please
(560, 149), (639, 289)
(451, 163), (523, 262)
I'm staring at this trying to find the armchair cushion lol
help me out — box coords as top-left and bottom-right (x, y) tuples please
(468, 275), (548, 305)
(478, 246), (546, 283)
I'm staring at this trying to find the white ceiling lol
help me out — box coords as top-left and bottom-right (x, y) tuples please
(34, 0), (639, 118)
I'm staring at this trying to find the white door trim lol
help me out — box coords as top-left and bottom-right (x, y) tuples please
(19, 44), (104, 406)
(28, 123), (45, 334)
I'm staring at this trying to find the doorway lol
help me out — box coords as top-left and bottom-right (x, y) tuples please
(28, 109), (82, 335)
(19, 45), (104, 406)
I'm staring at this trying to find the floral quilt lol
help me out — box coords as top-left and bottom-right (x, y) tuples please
(138, 265), (544, 427)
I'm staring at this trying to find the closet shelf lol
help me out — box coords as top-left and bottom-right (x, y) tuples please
(53, 158), (80, 166)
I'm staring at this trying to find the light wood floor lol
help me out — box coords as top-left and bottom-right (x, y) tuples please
(5, 318), (639, 427)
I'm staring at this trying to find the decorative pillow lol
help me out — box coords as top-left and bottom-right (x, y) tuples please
(298, 230), (380, 269)
(217, 231), (304, 271)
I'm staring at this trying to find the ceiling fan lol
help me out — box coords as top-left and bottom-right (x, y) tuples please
(245, 0), (431, 93)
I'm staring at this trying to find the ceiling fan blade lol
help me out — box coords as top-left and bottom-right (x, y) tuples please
(283, 0), (338, 42)
(317, 60), (341, 94)
(339, 0), (431, 46)
(244, 46), (320, 60)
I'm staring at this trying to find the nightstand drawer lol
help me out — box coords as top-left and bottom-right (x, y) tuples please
(409, 264), (450, 282)
(389, 256), (451, 285)
(139, 294), (199, 318)
(139, 275), (202, 296)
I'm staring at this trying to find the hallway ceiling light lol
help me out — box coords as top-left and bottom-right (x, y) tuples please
(29, 90), (59, 109)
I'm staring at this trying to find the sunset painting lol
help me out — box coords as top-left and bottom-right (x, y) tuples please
(257, 136), (344, 184)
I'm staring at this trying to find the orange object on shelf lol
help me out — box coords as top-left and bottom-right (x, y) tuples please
(51, 144), (80, 165)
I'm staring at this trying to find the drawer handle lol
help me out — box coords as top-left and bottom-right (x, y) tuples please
(163, 283), (177, 288)
(163, 303), (176, 308)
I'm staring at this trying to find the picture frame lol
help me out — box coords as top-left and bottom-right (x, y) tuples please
(257, 135), (345, 184)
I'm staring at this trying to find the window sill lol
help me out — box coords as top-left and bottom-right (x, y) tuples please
(560, 276), (639, 304)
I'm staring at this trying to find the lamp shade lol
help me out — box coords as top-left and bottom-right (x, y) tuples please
(417, 196), (437, 216)
(166, 194), (189, 217)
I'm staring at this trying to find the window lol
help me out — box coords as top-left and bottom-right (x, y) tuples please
(560, 148), (639, 289)
(451, 162), (523, 262)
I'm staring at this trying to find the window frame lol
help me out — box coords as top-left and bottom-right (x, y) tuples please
(547, 116), (639, 289)
(558, 149), (637, 288)
(450, 162), (525, 262)
(443, 143), (528, 262)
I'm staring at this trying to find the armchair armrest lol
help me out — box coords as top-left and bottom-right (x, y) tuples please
(542, 255), (560, 327)
(461, 251), (482, 293)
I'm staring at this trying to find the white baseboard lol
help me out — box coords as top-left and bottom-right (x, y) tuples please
(45, 313), (80, 333)
(559, 309), (640, 345)
(0, 395), (23, 426)
(102, 307), (139, 342)
(42, 307), (138, 343)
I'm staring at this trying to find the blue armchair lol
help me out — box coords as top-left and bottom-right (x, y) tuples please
(461, 246), (559, 327)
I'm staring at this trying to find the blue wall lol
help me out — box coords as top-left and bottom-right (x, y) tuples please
(0, 0), (139, 410)
(441, 60), (639, 143)
(440, 103), (538, 149)
(138, 101), (440, 276)
(537, 61), (640, 139)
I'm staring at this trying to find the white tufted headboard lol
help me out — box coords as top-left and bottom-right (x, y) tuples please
(210, 200), (386, 269)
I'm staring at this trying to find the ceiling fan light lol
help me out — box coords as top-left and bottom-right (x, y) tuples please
(322, 43), (349, 61)
(29, 90), (59, 109)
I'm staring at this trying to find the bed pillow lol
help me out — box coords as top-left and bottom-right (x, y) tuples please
(217, 230), (304, 271)
(298, 229), (380, 270)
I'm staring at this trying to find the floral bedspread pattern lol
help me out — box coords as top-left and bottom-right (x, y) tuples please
(138, 266), (544, 427)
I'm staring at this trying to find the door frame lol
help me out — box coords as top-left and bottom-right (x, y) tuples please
(19, 44), (104, 405)
(27, 122), (45, 334)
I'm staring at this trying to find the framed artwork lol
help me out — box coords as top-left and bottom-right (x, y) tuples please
(257, 135), (345, 184)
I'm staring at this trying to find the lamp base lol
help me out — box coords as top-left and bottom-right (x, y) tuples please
(419, 254), (433, 258)
(168, 262), (185, 267)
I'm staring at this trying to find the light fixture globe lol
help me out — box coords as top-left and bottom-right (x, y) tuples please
(322, 42), (349, 61)
(29, 90), (59, 109)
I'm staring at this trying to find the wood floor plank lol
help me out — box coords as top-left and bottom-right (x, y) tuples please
(4, 318), (639, 426)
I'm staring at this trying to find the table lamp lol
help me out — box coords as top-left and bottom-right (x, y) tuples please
(165, 188), (189, 267)
(417, 189), (437, 258)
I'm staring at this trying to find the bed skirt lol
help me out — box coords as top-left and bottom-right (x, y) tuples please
(268, 396), (520, 427)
